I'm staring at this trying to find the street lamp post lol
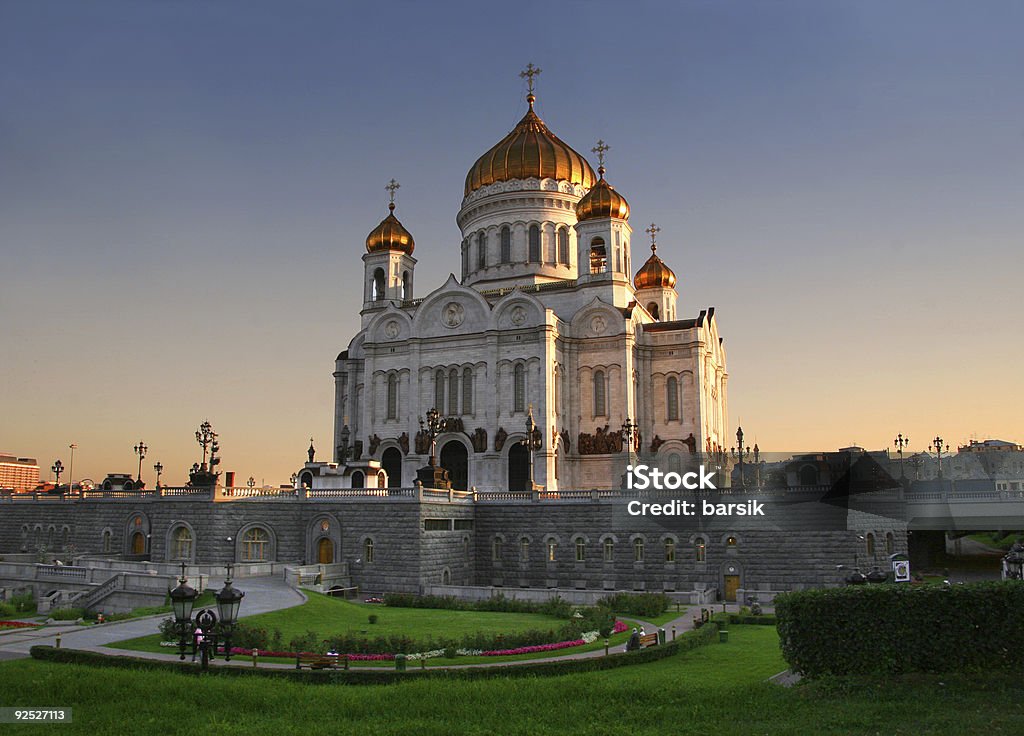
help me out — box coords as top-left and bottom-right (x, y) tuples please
(52, 459), (64, 489)
(68, 443), (77, 493)
(134, 441), (148, 485)
(168, 563), (245, 671)
(893, 433), (909, 479)
(929, 435), (950, 479)
(247, 476), (255, 490)
(730, 427), (758, 489)
(153, 462), (164, 489)
(416, 408), (452, 489)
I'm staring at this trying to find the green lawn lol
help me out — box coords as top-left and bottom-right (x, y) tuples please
(6, 626), (1024, 734)
(109, 592), (569, 656)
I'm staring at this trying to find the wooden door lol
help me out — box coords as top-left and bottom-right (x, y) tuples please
(131, 531), (145, 555)
(724, 575), (740, 602)
(317, 537), (334, 564)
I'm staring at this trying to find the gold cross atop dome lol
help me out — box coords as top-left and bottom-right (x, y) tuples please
(520, 63), (542, 94)
(591, 140), (610, 175)
(385, 179), (400, 211)
(645, 223), (661, 251)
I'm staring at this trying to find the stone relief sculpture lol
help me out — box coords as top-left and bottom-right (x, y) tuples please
(398, 432), (409, 455)
(577, 426), (624, 455)
(495, 427), (508, 452)
(415, 430), (430, 455)
(470, 427), (487, 453)
(368, 434), (381, 456)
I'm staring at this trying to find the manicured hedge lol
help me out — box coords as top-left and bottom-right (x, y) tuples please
(775, 582), (1024, 677)
(30, 637), (689, 684)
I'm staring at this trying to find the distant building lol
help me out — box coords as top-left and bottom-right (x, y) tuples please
(0, 454), (40, 492)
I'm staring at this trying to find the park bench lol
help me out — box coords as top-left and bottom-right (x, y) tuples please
(295, 653), (344, 670)
(639, 633), (659, 648)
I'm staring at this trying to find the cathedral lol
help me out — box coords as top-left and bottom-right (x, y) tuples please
(332, 69), (729, 492)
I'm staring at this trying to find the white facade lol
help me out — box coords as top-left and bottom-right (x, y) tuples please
(334, 97), (728, 491)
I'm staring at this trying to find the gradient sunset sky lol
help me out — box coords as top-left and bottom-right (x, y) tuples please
(2, 1), (1021, 486)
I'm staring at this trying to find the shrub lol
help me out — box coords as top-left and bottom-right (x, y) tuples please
(159, 618), (178, 641)
(595, 592), (671, 618)
(8, 592), (36, 613)
(233, 622), (270, 650)
(368, 614), (378, 625)
(775, 581), (1024, 678)
(49, 607), (84, 621)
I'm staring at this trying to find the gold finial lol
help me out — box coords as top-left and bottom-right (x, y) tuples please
(385, 179), (400, 212)
(520, 63), (542, 108)
(645, 222), (661, 252)
(592, 140), (610, 177)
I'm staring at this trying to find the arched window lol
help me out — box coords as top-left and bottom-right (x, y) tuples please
(172, 526), (193, 561)
(402, 271), (411, 300)
(351, 471), (364, 488)
(799, 465), (819, 486)
(442, 568), (451, 584)
(546, 538), (557, 562)
(386, 374), (398, 420)
(695, 537), (706, 562)
(666, 377), (679, 421)
(300, 471), (313, 489)
(590, 237), (607, 273)
(575, 538), (586, 562)
(364, 537), (375, 563)
(448, 369), (459, 416)
(558, 228), (569, 264)
(462, 367), (473, 415)
(665, 539), (676, 562)
(372, 268), (385, 301)
(648, 302), (660, 320)
(500, 226), (511, 263)
(633, 537), (645, 562)
(520, 537), (529, 561)
(603, 538), (614, 562)
(866, 533), (875, 557)
(477, 232), (487, 269)
(462, 240), (469, 278)
(593, 370), (606, 416)
(513, 364), (526, 413)
(102, 530), (112, 553)
(242, 527), (270, 562)
(885, 532), (894, 555)
(726, 536), (738, 548)
(528, 225), (540, 263)
(493, 537), (502, 561)
(435, 369), (445, 412)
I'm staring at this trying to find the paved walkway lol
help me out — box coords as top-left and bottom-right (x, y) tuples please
(0, 574), (305, 660)
(3, 584), (761, 671)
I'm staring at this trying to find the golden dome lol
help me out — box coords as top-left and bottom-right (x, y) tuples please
(575, 168), (630, 221)
(464, 95), (597, 197)
(634, 243), (677, 290)
(366, 202), (415, 255)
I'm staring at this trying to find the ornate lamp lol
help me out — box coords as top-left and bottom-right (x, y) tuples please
(214, 565), (245, 661)
(168, 564), (198, 660)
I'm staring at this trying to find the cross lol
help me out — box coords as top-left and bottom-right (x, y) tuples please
(520, 63), (542, 95)
(645, 223), (661, 250)
(385, 179), (400, 205)
(591, 140), (610, 169)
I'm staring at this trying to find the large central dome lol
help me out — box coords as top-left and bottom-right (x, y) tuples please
(464, 96), (597, 197)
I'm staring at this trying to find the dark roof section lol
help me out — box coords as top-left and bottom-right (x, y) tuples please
(643, 319), (697, 332)
(336, 351), (348, 361)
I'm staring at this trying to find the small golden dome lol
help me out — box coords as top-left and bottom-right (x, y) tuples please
(634, 243), (677, 290)
(465, 95), (597, 197)
(366, 202), (415, 255)
(575, 168), (630, 221)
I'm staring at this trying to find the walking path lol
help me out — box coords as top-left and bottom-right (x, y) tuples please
(0, 575), (305, 660)
(3, 579), (762, 671)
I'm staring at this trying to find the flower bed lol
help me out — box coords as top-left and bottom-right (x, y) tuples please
(0, 621), (39, 630)
(184, 620), (630, 662)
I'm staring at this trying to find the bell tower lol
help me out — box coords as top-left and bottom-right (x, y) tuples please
(574, 141), (633, 286)
(362, 179), (416, 327)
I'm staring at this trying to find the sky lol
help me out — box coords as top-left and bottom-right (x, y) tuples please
(1, 0), (1021, 487)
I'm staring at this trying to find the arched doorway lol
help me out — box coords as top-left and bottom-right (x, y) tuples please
(508, 442), (530, 492)
(351, 471), (365, 488)
(317, 537), (334, 564)
(382, 447), (402, 488)
(131, 531), (145, 555)
(440, 441), (468, 491)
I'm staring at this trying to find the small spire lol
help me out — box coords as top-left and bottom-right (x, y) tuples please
(645, 222), (661, 252)
(592, 139), (610, 178)
(520, 63), (542, 110)
(385, 179), (401, 212)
